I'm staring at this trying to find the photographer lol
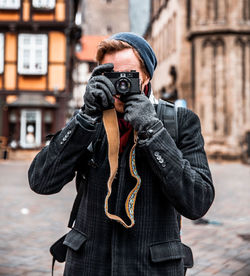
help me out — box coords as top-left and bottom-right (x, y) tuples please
(28, 32), (214, 275)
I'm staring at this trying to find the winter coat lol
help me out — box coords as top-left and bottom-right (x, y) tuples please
(28, 106), (214, 276)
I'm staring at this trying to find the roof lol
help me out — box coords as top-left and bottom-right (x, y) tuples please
(76, 35), (108, 62)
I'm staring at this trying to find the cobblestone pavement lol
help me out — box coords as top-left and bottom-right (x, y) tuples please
(0, 160), (250, 275)
(183, 162), (250, 276)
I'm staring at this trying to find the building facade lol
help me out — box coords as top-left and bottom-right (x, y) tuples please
(0, 0), (81, 149)
(82, 0), (130, 36)
(146, 0), (250, 159)
(145, 0), (191, 104)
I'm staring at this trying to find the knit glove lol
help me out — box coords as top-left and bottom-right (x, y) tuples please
(83, 63), (115, 117)
(124, 94), (162, 137)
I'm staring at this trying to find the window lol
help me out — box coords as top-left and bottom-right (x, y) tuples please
(20, 109), (41, 148)
(0, 34), (4, 74)
(107, 25), (112, 33)
(0, 0), (20, 9)
(18, 34), (48, 75)
(32, 0), (55, 9)
(243, 0), (250, 20)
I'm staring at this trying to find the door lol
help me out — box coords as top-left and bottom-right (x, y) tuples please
(20, 109), (41, 148)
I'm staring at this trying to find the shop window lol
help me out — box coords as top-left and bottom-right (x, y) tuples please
(0, 0), (20, 9)
(32, 0), (55, 9)
(18, 34), (48, 75)
(0, 34), (4, 74)
(20, 110), (41, 148)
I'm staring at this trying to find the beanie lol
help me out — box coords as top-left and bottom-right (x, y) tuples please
(110, 32), (157, 79)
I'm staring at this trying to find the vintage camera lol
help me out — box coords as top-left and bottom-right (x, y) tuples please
(104, 70), (140, 97)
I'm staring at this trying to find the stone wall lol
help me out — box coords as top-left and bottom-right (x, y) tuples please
(190, 0), (250, 158)
(146, 0), (250, 159)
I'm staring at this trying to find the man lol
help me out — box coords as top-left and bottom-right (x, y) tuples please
(28, 32), (214, 275)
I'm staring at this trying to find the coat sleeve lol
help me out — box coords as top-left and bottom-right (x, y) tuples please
(28, 112), (98, 195)
(137, 107), (215, 220)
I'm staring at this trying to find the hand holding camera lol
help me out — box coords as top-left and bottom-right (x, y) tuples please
(104, 68), (159, 133)
(84, 63), (116, 117)
(84, 63), (158, 134)
(123, 93), (159, 134)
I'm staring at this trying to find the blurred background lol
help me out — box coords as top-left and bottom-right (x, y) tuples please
(0, 1), (250, 276)
(0, 0), (249, 162)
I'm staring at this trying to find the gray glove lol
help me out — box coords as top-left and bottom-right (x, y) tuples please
(124, 94), (161, 135)
(84, 63), (115, 117)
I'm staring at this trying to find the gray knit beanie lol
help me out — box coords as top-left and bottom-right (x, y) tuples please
(110, 32), (157, 79)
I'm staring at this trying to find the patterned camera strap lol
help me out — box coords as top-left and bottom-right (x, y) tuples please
(102, 108), (141, 228)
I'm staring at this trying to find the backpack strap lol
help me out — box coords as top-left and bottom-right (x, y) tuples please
(156, 99), (178, 144)
(67, 178), (85, 228)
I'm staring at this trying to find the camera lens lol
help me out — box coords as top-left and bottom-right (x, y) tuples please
(119, 80), (128, 90)
(116, 78), (131, 94)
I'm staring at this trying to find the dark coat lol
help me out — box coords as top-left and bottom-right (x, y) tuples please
(28, 106), (214, 276)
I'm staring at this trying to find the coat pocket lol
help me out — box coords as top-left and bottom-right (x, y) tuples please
(63, 228), (88, 251)
(182, 243), (193, 268)
(150, 240), (184, 263)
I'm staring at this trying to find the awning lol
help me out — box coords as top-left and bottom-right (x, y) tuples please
(7, 94), (57, 108)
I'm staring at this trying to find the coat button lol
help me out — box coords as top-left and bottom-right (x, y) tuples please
(67, 130), (72, 135)
(147, 129), (154, 136)
(162, 163), (166, 167)
(154, 151), (160, 157)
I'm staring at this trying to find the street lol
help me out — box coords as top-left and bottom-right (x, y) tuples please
(0, 160), (250, 275)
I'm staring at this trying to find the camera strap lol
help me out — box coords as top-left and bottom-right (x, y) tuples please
(102, 108), (141, 228)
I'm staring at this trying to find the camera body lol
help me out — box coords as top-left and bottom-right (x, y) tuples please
(104, 70), (140, 97)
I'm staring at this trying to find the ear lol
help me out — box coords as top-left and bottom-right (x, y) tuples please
(141, 73), (150, 92)
(142, 75), (150, 86)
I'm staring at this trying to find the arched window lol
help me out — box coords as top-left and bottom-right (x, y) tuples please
(243, 0), (250, 20)
(235, 38), (247, 123)
(201, 38), (226, 135)
(206, 0), (227, 22)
